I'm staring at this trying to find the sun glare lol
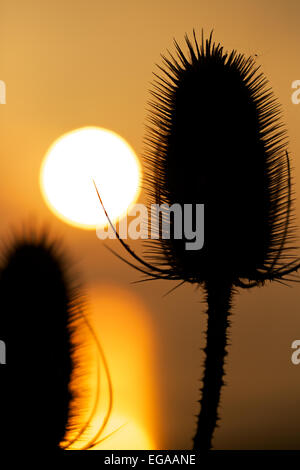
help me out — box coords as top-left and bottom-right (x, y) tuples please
(92, 416), (154, 450)
(64, 285), (158, 450)
(40, 127), (141, 229)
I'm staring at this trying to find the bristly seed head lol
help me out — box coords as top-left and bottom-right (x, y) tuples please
(143, 30), (299, 287)
(0, 229), (80, 450)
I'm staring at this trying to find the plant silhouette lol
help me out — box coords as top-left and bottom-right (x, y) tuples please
(0, 228), (113, 451)
(95, 31), (300, 451)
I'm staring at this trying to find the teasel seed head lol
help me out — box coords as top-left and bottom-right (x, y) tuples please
(0, 228), (80, 450)
(142, 31), (299, 288)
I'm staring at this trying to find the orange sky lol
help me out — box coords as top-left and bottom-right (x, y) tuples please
(1, 0), (300, 449)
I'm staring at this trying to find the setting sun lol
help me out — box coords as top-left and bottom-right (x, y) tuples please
(40, 127), (141, 229)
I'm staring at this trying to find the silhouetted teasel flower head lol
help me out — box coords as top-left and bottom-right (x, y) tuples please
(0, 229), (81, 450)
(95, 31), (299, 289)
(143, 30), (300, 287)
(0, 227), (114, 451)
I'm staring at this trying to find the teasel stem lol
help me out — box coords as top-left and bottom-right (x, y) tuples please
(193, 281), (232, 451)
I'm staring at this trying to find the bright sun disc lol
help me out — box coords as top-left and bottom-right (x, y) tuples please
(40, 127), (141, 229)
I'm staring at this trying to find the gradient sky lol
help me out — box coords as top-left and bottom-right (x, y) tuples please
(1, 0), (300, 449)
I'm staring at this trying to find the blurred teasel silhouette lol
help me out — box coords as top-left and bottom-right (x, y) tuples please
(94, 31), (300, 450)
(0, 227), (113, 451)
